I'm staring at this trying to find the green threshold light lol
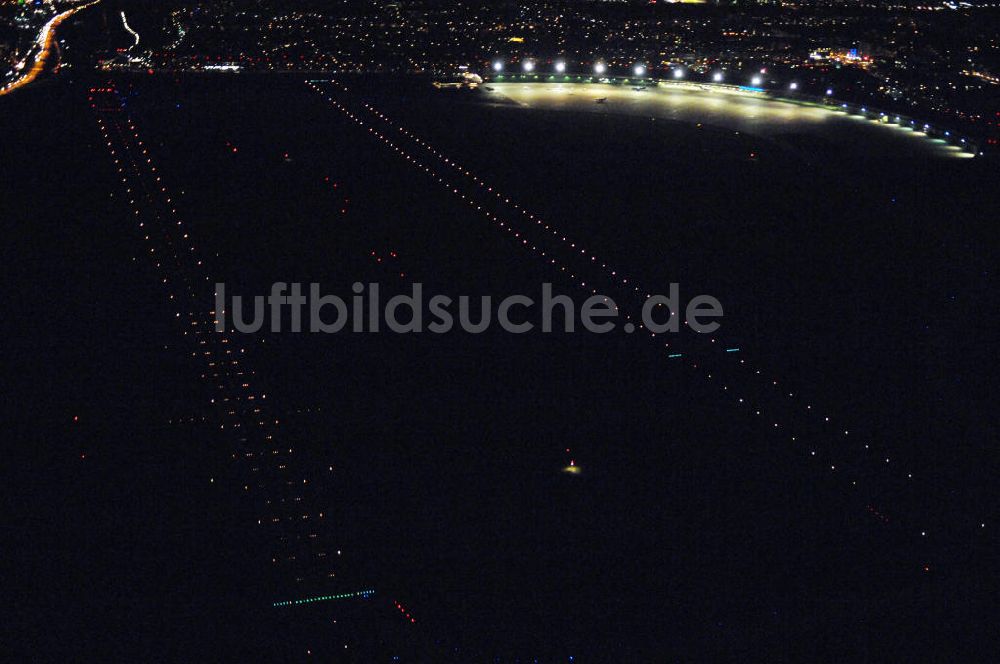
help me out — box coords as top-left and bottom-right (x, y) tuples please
(272, 588), (375, 608)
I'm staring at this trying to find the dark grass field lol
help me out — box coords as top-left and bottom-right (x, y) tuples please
(3, 20), (999, 658)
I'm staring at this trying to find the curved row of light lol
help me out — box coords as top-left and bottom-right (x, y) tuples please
(494, 59), (826, 92)
(306, 79), (992, 559)
(489, 61), (978, 152)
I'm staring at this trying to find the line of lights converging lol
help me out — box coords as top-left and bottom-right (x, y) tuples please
(304, 81), (634, 315)
(305, 79), (992, 561)
(89, 85), (352, 601)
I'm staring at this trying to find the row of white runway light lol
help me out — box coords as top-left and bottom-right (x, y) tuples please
(306, 78), (992, 569)
(89, 86), (366, 621)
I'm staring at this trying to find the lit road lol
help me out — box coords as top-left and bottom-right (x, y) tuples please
(0, 1), (102, 98)
(484, 81), (973, 159)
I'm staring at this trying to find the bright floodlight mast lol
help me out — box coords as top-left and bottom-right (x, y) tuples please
(555, 60), (566, 73)
(633, 64), (646, 77)
(522, 59), (534, 72)
(712, 71), (724, 82)
(673, 67), (685, 79)
(594, 61), (606, 75)
(751, 75), (763, 87)
(492, 60), (503, 72)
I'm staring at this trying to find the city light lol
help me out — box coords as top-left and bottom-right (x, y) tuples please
(555, 60), (566, 73)
(492, 60), (503, 72)
(633, 64), (646, 77)
(789, 82), (798, 90)
(712, 71), (724, 82)
(751, 75), (763, 86)
(826, 88), (834, 95)
(672, 68), (684, 79)
(522, 60), (534, 72)
(594, 61), (606, 75)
